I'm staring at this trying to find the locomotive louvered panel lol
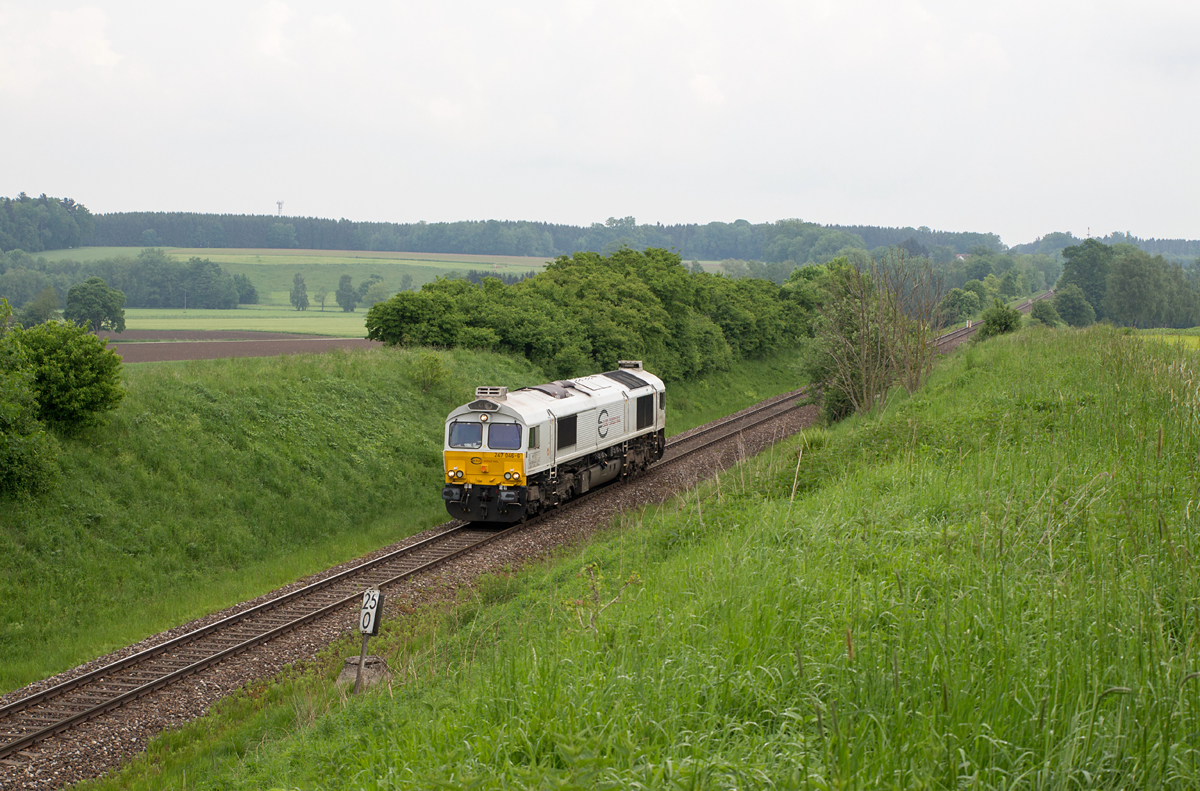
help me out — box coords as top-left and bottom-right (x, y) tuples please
(576, 409), (598, 452)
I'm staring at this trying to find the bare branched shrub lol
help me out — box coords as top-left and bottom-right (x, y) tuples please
(876, 249), (945, 394)
(812, 249), (945, 418)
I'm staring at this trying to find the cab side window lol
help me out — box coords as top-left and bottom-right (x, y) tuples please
(528, 426), (540, 449)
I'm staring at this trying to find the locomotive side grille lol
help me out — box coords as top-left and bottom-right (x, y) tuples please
(475, 386), (508, 399)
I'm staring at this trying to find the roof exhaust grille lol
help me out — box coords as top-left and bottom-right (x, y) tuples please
(617, 360), (643, 370)
(475, 386), (508, 399)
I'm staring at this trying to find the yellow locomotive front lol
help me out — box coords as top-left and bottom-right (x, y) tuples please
(441, 398), (531, 522)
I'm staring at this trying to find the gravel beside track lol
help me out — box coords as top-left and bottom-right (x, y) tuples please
(0, 394), (816, 790)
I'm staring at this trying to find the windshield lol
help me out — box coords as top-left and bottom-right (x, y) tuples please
(488, 423), (521, 450)
(448, 421), (483, 449)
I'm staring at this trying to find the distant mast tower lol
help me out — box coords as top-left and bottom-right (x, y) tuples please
(277, 201), (284, 217)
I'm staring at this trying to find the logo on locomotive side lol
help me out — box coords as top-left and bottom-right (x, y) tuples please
(597, 408), (621, 438)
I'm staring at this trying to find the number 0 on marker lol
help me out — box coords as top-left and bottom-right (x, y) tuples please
(359, 589), (382, 636)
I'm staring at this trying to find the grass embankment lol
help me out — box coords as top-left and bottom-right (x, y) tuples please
(1, 350), (801, 693)
(87, 326), (1200, 789)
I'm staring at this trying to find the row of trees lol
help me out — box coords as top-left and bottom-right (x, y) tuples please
(87, 210), (1129, 262)
(1056, 239), (1200, 328)
(1012, 230), (1200, 262)
(0, 194), (94, 253)
(366, 248), (810, 382)
(0, 249), (257, 312)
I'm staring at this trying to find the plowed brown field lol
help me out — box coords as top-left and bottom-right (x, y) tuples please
(102, 332), (380, 363)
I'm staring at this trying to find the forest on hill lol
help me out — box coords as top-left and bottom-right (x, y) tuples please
(5, 193), (1200, 264)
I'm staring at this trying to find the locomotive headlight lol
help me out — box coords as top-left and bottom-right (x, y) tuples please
(479, 413), (489, 422)
(455, 470), (464, 479)
(504, 472), (512, 480)
(512, 472), (520, 480)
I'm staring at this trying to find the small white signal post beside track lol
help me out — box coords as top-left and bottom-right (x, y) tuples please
(354, 588), (382, 694)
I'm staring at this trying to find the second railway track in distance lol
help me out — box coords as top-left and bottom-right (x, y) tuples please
(0, 386), (808, 765)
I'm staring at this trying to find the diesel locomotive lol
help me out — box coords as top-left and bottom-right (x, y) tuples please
(441, 360), (666, 522)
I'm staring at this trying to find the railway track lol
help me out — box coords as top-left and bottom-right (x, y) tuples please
(2, 294), (1055, 765)
(933, 290), (1054, 348)
(0, 387), (808, 762)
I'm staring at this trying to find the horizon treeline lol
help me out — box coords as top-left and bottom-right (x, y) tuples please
(0, 194), (95, 253)
(84, 212), (1200, 263)
(5, 194), (1200, 268)
(0, 248), (256, 312)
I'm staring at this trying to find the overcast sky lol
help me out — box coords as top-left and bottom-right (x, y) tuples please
(2, 1), (1197, 246)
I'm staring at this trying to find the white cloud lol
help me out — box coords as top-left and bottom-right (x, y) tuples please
(0, 5), (121, 95)
(689, 75), (725, 107)
(248, 1), (295, 65)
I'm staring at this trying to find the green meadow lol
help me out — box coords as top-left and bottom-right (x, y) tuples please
(35, 247), (551, 308)
(119, 306), (370, 337)
(83, 326), (1200, 790)
(0, 350), (801, 694)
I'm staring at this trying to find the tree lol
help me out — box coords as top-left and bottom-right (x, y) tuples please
(289, 272), (309, 311)
(357, 274), (384, 301)
(336, 275), (358, 312)
(1058, 238), (1113, 320)
(315, 291), (329, 311)
(975, 299), (1022, 341)
(17, 286), (60, 327)
(999, 269), (1020, 299)
(399, 273), (414, 292)
(139, 229), (162, 246)
(939, 288), (981, 324)
(361, 281), (390, 307)
(1053, 283), (1095, 327)
(13, 321), (124, 433)
(1030, 300), (1061, 326)
(266, 223), (298, 248)
(64, 277), (125, 334)
(1103, 249), (1165, 328)
(233, 273), (258, 304)
(962, 279), (988, 309)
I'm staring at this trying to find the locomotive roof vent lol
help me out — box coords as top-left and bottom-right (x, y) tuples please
(617, 360), (644, 370)
(475, 386), (508, 400)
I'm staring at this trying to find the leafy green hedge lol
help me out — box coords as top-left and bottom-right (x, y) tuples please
(367, 248), (810, 381)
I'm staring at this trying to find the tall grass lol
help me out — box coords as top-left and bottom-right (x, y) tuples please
(85, 325), (1200, 790)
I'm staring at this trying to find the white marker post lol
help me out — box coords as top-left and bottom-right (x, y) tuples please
(354, 588), (382, 694)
